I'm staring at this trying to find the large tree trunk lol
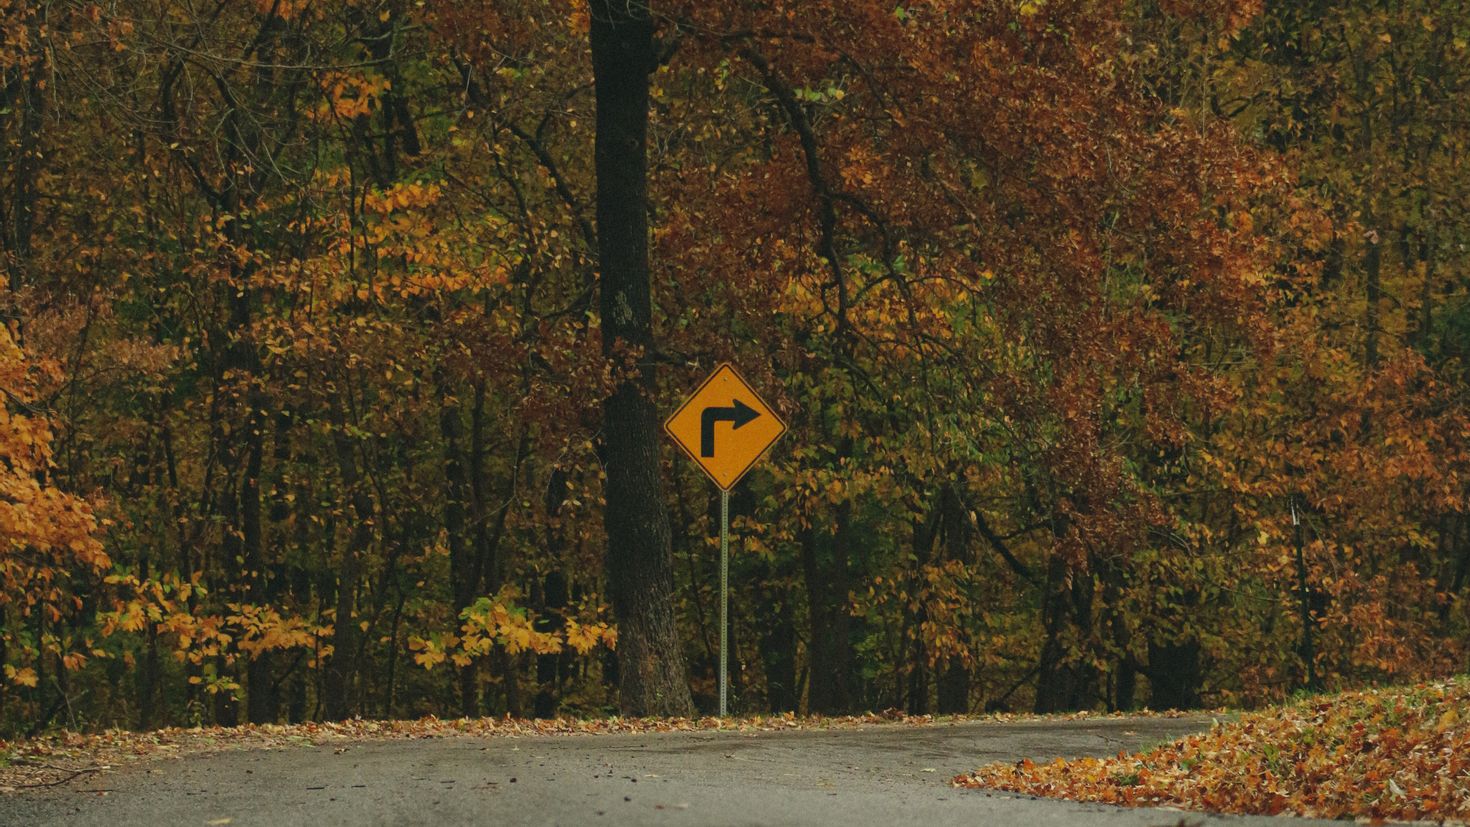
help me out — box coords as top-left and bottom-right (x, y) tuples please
(589, 0), (692, 717)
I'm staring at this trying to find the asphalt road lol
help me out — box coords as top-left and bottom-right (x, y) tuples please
(1, 716), (1339, 826)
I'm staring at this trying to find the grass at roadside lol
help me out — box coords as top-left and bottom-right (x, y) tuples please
(955, 678), (1470, 822)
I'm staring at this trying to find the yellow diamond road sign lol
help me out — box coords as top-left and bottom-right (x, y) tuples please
(665, 364), (786, 490)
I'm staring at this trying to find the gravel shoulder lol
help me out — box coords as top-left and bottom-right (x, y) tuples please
(0, 716), (1341, 826)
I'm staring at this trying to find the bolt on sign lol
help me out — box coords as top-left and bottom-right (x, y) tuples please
(664, 363), (787, 490)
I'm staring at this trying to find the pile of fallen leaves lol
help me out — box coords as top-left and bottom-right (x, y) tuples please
(956, 679), (1470, 822)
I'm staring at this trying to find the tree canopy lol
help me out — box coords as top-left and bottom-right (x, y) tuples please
(0, 0), (1467, 732)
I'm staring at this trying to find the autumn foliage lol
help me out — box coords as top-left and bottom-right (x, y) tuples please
(0, 322), (107, 695)
(0, 0), (1467, 735)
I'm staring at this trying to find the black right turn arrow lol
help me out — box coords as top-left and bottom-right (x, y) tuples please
(700, 399), (760, 457)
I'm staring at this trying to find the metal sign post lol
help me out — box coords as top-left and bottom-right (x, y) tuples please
(664, 363), (787, 717)
(719, 488), (730, 717)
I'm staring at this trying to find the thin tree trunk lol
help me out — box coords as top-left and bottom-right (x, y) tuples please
(1414, 233), (1437, 350)
(906, 506), (940, 715)
(1294, 498), (1320, 692)
(1035, 554), (1071, 713)
(936, 485), (971, 714)
(241, 382), (272, 724)
(1364, 229), (1382, 369)
(437, 382), (479, 717)
(534, 571), (569, 719)
(1, 25), (43, 299)
(802, 510), (856, 714)
(755, 556), (798, 712)
(1036, 550), (1099, 713)
(324, 393), (374, 721)
(1357, 55), (1381, 370)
